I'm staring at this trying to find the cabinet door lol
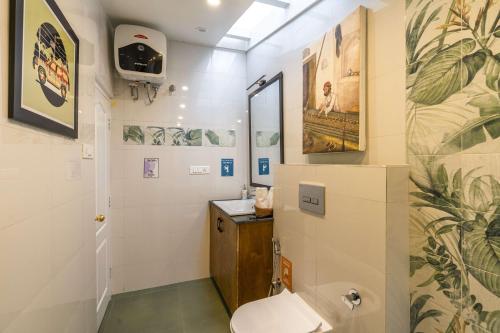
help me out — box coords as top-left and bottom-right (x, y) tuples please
(210, 206), (226, 288)
(238, 221), (273, 307)
(217, 214), (238, 313)
(209, 205), (219, 280)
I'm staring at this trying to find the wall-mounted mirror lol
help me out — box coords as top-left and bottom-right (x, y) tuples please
(249, 72), (284, 187)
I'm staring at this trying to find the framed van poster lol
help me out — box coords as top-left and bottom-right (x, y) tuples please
(9, 0), (79, 138)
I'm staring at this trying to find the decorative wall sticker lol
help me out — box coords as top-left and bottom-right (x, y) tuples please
(204, 129), (236, 147)
(123, 125), (145, 145)
(124, 125), (237, 147)
(406, 1), (500, 332)
(256, 131), (280, 147)
(258, 158), (270, 175)
(143, 158), (159, 178)
(165, 127), (202, 146)
(145, 126), (166, 145)
(302, 6), (366, 153)
(9, 0), (80, 138)
(221, 159), (234, 177)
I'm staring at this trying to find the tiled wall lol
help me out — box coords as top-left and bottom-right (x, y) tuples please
(0, 0), (113, 332)
(246, 0), (406, 165)
(407, 1), (500, 332)
(274, 164), (409, 332)
(110, 41), (248, 293)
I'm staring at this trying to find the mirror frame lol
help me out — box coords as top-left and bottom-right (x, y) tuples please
(248, 72), (284, 188)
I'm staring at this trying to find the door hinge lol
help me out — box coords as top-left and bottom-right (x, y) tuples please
(108, 196), (111, 208)
(107, 119), (111, 130)
(109, 267), (112, 279)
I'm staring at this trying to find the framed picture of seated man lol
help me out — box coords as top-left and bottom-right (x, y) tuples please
(302, 6), (366, 153)
(9, 0), (79, 138)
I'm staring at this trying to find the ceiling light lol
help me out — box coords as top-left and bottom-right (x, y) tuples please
(179, 104), (186, 109)
(207, 0), (221, 7)
(178, 116), (184, 120)
(176, 122), (182, 127)
(237, 119), (242, 123)
(195, 26), (207, 33)
(182, 86), (189, 91)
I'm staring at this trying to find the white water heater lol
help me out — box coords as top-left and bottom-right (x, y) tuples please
(114, 24), (167, 85)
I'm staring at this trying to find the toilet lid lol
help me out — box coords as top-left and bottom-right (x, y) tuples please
(230, 290), (332, 333)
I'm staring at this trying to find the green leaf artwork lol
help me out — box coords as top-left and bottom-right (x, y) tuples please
(204, 129), (236, 147)
(165, 127), (202, 146)
(146, 126), (166, 145)
(123, 126), (145, 145)
(256, 131), (280, 147)
(205, 129), (220, 146)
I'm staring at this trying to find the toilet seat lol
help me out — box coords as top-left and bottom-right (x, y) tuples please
(230, 289), (333, 333)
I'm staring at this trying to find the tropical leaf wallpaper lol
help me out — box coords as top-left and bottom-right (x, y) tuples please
(407, 0), (500, 332)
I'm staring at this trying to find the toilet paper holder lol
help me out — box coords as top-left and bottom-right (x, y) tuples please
(341, 289), (361, 310)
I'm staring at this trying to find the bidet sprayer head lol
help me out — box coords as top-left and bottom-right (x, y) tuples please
(272, 238), (281, 255)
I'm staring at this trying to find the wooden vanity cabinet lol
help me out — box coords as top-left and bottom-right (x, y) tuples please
(209, 202), (273, 314)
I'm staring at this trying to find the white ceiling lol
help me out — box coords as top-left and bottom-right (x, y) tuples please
(99, 0), (255, 47)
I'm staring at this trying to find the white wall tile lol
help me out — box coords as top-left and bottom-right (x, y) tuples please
(111, 41), (247, 293)
(0, 0), (113, 331)
(274, 164), (409, 332)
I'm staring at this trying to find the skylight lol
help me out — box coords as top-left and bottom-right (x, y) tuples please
(228, 2), (286, 39)
(217, 0), (317, 51)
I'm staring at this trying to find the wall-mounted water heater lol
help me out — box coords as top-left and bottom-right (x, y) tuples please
(114, 24), (167, 85)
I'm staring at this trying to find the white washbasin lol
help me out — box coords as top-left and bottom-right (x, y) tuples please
(213, 199), (255, 216)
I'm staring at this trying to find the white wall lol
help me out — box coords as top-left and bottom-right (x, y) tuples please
(110, 41), (248, 293)
(247, 0), (406, 165)
(0, 0), (113, 332)
(274, 164), (409, 332)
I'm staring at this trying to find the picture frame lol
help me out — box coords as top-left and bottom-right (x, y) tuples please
(302, 6), (366, 153)
(143, 158), (159, 178)
(9, 0), (80, 138)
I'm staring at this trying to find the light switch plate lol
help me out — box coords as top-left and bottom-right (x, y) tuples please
(82, 144), (94, 159)
(299, 183), (325, 215)
(190, 166), (210, 175)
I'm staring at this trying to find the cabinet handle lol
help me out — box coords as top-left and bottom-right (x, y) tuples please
(217, 217), (224, 232)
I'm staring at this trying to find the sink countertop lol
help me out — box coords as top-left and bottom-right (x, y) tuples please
(209, 200), (274, 225)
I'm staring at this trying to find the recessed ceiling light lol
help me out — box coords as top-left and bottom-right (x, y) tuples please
(182, 86), (189, 91)
(178, 116), (184, 120)
(237, 119), (242, 123)
(179, 104), (186, 109)
(176, 122), (182, 127)
(195, 26), (207, 33)
(207, 0), (221, 7)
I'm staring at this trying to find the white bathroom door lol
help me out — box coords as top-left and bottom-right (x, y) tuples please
(95, 87), (111, 328)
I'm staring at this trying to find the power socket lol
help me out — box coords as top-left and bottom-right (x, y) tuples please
(189, 166), (210, 175)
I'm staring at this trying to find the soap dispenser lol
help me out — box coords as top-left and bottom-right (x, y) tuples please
(241, 184), (248, 199)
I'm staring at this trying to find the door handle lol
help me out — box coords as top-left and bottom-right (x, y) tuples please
(217, 217), (224, 232)
(95, 214), (106, 223)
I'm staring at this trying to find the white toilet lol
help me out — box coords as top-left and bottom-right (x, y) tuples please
(230, 289), (333, 333)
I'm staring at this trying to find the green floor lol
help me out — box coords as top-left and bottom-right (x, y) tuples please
(98, 279), (231, 333)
